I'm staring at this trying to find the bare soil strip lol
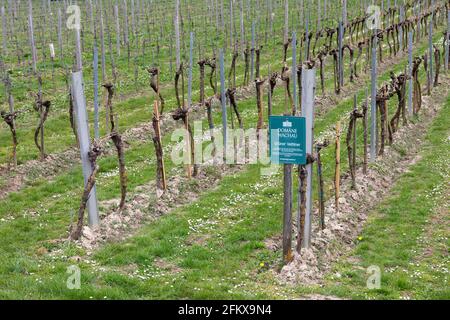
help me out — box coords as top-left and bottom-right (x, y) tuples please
(275, 75), (450, 286)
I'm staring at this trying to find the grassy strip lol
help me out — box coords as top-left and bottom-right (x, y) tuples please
(0, 34), (447, 300)
(294, 96), (450, 300)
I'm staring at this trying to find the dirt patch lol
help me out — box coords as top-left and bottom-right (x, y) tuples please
(264, 235), (282, 252)
(185, 234), (211, 246)
(153, 258), (183, 274)
(275, 75), (450, 286)
(76, 163), (243, 253)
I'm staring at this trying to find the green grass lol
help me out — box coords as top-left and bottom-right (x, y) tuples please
(0, 0), (448, 300)
(0, 77), (448, 300)
(294, 96), (450, 300)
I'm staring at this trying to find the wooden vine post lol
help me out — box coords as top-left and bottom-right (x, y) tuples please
(283, 163), (293, 263)
(317, 141), (329, 231)
(187, 32), (198, 176)
(296, 165), (306, 254)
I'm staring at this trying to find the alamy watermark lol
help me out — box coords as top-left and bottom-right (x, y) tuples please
(66, 265), (81, 290)
(366, 5), (381, 30)
(366, 265), (381, 290)
(66, 5), (81, 30)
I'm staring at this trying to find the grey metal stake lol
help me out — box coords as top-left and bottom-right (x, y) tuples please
(269, 0), (273, 36)
(370, 34), (377, 162)
(399, 5), (404, 51)
(301, 67), (316, 249)
(240, 0), (245, 55)
(175, 0), (181, 69)
(338, 21), (344, 87)
(229, 0), (234, 49)
(57, 8), (63, 61)
(219, 49), (227, 157)
(1, 6), (6, 53)
(114, 5), (121, 56)
(99, 9), (106, 82)
(123, 0), (129, 46)
(342, 0), (348, 26)
(71, 71), (100, 227)
(408, 31), (413, 116)
(131, 0), (136, 36)
(28, 12), (37, 72)
(75, 27), (82, 71)
(417, 5), (421, 42)
(88, 0), (95, 37)
(305, 11), (310, 60)
(93, 40), (100, 139)
(284, 0), (289, 45)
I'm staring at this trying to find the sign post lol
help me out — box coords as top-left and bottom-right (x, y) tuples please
(270, 115), (307, 263)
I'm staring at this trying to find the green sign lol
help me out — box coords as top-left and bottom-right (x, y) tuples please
(269, 116), (306, 165)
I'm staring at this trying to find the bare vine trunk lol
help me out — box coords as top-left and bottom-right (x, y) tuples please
(70, 145), (102, 241)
